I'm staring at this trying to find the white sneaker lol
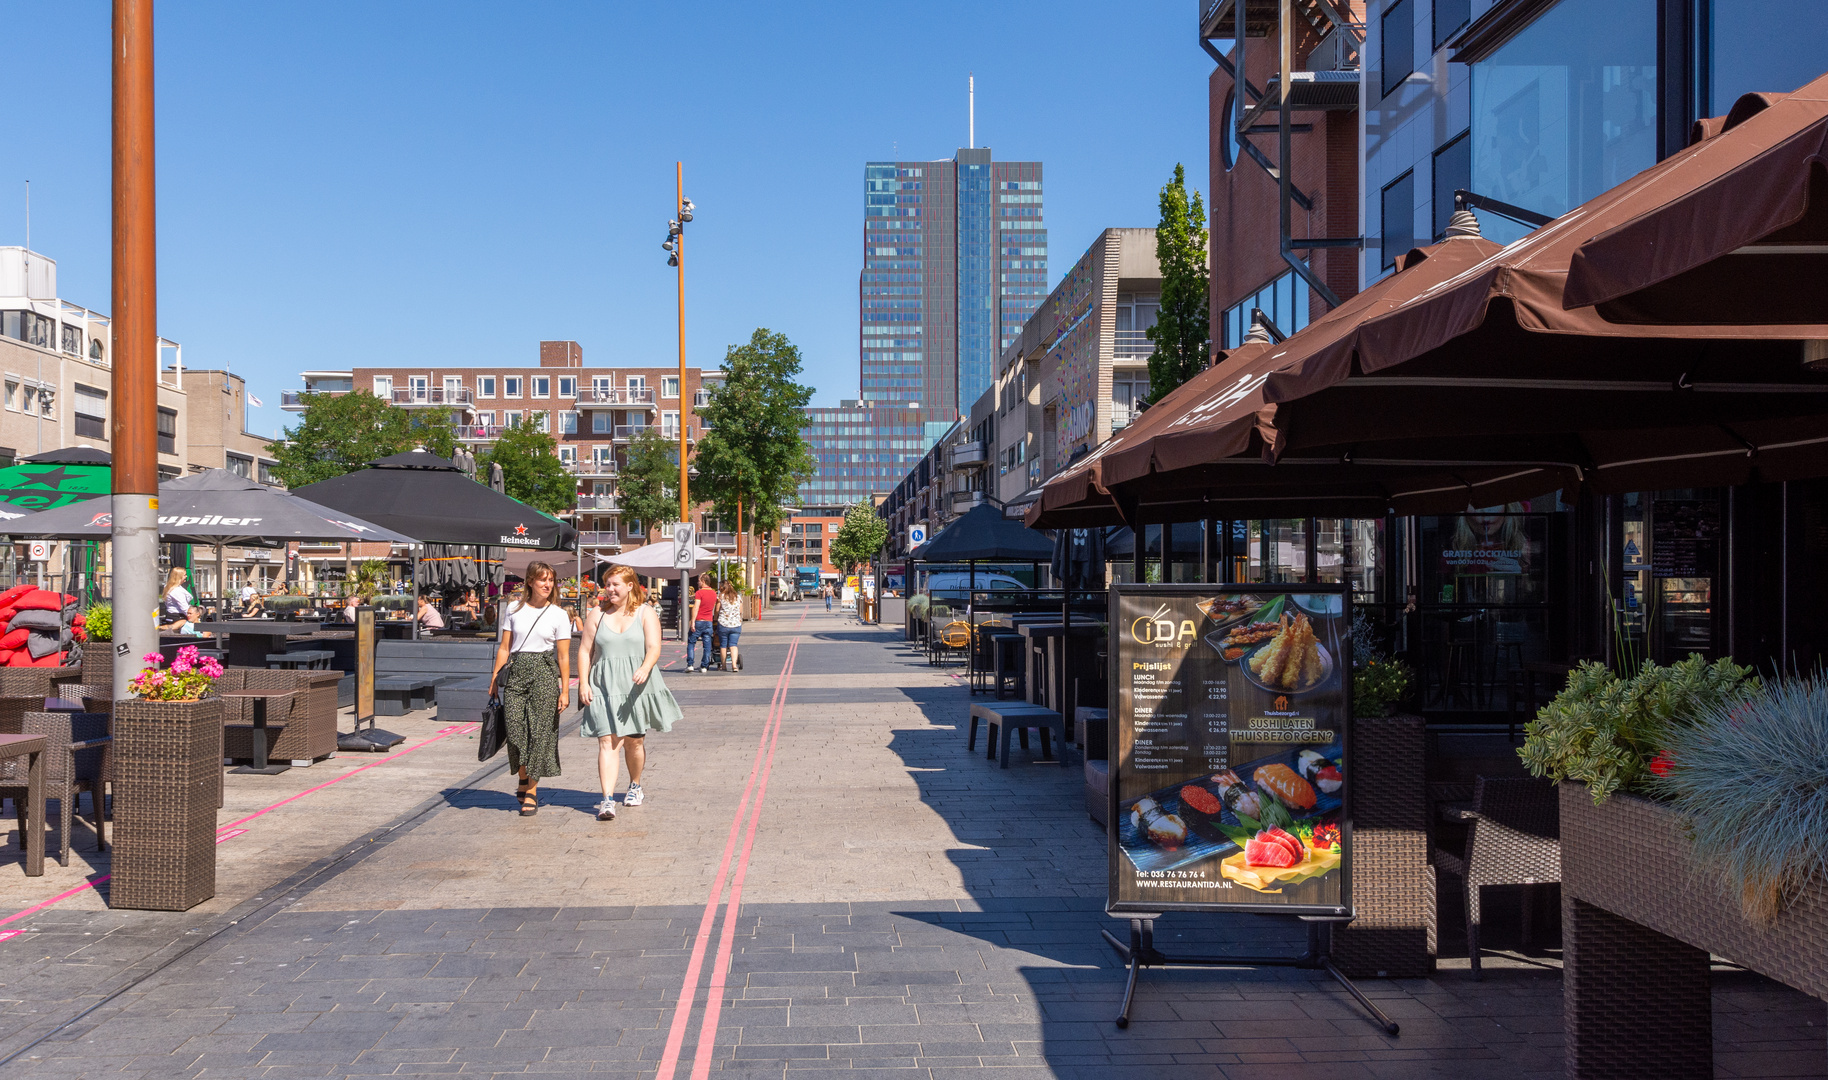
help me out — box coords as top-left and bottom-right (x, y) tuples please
(686, 665), (698, 672)
(624, 783), (645, 807)
(595, 799), (617, 821)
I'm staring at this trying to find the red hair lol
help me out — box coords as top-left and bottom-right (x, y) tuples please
(601, 564), (648, 613)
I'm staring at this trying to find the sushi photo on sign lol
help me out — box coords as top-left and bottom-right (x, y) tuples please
(1110, 586), (1350, 915)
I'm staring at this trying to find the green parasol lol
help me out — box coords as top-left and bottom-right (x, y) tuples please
(0, 461), (110, 513)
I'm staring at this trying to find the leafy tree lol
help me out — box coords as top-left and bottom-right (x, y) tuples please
(267, 391), (456, 488)
(477, 412), (575, 517)
(1146, 163), (1212, 404)
(619, 427), (680, 543)
(693, 328), (815, 542)
(829, 502), (888, 573)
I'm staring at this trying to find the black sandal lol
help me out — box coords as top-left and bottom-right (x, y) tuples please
(517, 784), (539, 816)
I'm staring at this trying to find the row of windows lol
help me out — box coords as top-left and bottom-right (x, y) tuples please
(2, 310), (108, 362)
(374, 374), (695, 399)
(1380, 128), (1470, 268)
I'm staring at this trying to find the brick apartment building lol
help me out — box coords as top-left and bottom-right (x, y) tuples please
(1201, 2), (1364, 351)
(285, 340), (727, 565)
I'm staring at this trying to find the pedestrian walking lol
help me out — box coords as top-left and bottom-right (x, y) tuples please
(717, 580), (745, 672)
(823, 583), (833, 613)
(576, 564), (681, 821)
(160, 568), (193, 625)
(487, 560), (571, 817)
(686, 574), (717, 671)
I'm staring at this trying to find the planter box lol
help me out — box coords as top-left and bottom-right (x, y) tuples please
(1561, 786), (1828, 1079)
(109, 697), (221, 911)
(1332, 712), (1436, 978)
(81, 647), (115, 693)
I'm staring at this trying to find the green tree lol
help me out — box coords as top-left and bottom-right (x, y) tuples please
(1146, 163), (1212, 403)
(619, 427), (680, 542)
(267, 391), (457, 488)
(476, 412), (575, 517)
(829, 501), (888, 573)
(693, 328), (815, 541)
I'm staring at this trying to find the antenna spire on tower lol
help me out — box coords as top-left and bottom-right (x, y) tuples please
(969, 74), (975, 149)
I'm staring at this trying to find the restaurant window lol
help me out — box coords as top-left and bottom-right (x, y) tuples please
(1381, 170), (1416, 270)
(156, 407), (177, 455)
(1222, 267), (1312, 348)
(479, 376), (496, 397)
(1414, 507), (1555, 713)
(1246, 520), (1311, 584)
(1705, 1), (1828, 114)
(226, 453), (253, 479)
(1611, 490), (1724, 664)
(1381, 0), (1415, 99)
(1432, 131), (1471, 240)
(504, 377), (522, 398)
(558, 376), (577, 397)
(1469, 0), (1657, 244)
(74, 383), (107, 440)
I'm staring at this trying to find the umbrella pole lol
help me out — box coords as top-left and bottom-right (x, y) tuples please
(412, 549), (420, 641)
(216, 542), (227, 618)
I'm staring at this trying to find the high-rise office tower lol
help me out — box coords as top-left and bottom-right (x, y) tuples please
(859, 149), (1045, 415)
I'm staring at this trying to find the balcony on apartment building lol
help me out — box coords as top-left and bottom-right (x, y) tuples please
(948, 439), (989, 470)
(950, 489), (985, 511)
(565, 458), (619, 477)
(574, 493), (620, 512)
(1114, 330), (1155, 360)
(699, 531), (737, 550)
(455, 424), (503, 441)
(576, 387), (658, 409)
(391, 386), (474, 408)
(577, 531), (626, 548)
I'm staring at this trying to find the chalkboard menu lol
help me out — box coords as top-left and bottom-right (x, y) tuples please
(1651, 500), (1721, 579)
(1108, 584), (1352, 916)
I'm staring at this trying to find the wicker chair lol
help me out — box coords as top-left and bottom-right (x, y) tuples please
(0, 711), (110, 866)
(1431, 775), (1561, 978)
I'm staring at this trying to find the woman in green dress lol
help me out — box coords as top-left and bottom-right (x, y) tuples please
(577, 564), (683, 821)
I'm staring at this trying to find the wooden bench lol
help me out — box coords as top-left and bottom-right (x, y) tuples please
(967, 701), (1066, 769)
(267, 649), (336, 670)
(373, 640), (499, 724)
(373, 677), (434, 716)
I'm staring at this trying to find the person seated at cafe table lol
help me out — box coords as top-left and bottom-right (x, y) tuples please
(161, 605), (214, 637)
(415, 594), (445, 630)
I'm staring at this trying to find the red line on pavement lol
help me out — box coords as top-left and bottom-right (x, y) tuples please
(0, 722), (480, 935)
(688, 638), (795, 1080)
(653, 626), (802, 1080)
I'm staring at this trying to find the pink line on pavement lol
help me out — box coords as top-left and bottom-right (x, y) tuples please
(0, 722), (481, 935)
(688, 637), (796, 1080)
(652, 631), (801, 1080)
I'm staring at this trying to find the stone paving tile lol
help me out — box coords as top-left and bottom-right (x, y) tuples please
(0, 610), (1824, 1078)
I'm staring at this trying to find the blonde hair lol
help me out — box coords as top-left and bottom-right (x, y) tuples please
(163, 568), (187, 599)
(600, 565), (648, 614)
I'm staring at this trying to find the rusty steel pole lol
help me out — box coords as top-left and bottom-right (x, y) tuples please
(112, 0), (160, 696)
(675, 163), (689, 524)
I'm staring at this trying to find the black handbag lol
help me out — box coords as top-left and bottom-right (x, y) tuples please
(478, 693), (507, 761)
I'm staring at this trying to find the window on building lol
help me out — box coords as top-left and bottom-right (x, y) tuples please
(558, 411), (577, 434)
(533, 376), (549, 397)
(479, 376), (497, 398)
(1432, 130), (1472, 240)
(1381, 0), (1415, 98)
(662, 411), (680, 437)
(1434, 0), (1470, 48)
(60, 324), (82, 356)
(694, 388), (711, 407)
(593, 412), (612, 434)
(157, 407), (177, 455)
(594, 445), (615, 466)
(558, 445), (575, 464)
(372, 376), (393, 397)
(627, 375), (647, 390)
(1469, 0), (1656, 244)
(532, 411), (549, 433)
(74, 383), (107, 440)
(1220, 88), (1240, 171)
(558, 376), (576, 397)
(1, 310), (56, 349)
(627, 519), (644, 537)
(476, 411), (494, 427)
(1221, 267), (1314, 348)
(505, 410), (522, 428)
(504, 377), (522, 398)
(592, 376), (611, 398)
(1381, 170), (1417, 269)
(662, 377), (679, 399)
(89, 337), (105, 361)
(1111, 371), (1150, 431)
(258, 459), (280, 485)
(226, 453), (253, 479)
(1708, 1), (1828, 113)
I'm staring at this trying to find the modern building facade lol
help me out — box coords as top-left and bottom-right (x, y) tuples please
(799, 402), (947, 510)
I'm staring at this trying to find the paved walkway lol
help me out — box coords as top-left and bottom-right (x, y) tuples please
(0, 607), (1823, 1079)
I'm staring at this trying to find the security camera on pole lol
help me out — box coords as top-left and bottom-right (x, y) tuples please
(663, 168), (696, 639)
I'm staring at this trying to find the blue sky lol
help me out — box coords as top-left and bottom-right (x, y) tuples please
(2, 2), (1211, 438)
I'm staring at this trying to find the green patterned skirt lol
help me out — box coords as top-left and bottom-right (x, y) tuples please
(501, 649), (562, 781)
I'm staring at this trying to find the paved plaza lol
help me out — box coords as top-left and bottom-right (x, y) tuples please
(1, 607), (1824, 1079)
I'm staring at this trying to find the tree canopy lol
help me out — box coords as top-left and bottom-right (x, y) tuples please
(618, 427), (680, 542)
(476, 413), (575, 517)
(830, 502), (889, 573)
(1146, 163), (1212, 404)
(693, 328), (815, 540)
(267, 391), (456, 489)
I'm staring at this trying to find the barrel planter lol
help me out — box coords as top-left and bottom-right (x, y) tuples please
(109, 697), (221, 911)
(1560, 786), (1828, 1080)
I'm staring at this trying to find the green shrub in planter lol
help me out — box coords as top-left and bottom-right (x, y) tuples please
(1519, 654), (1759, 803)
(1654, 676), (1828, 922)
(84, 603), (113, 643)
(1352, 658), (1413, 718)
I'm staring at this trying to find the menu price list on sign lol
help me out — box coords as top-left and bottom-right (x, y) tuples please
(1108, 584), (1351, 917)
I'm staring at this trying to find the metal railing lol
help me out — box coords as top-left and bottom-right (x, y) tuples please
(565, 458), (618, 476)
(454, 424), (502, 441)
(612, 425), (651, 441)
(1114, 329), (1153, 359)
(949, 440), (988, 468)
(574, 494), (620, 512)
(576, 387), (657, 407)
(390, 387), (474, 407)
(577, 531), (626, 547)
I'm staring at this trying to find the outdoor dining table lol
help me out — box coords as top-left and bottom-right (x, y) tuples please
(199, 621), (322, 669)
(1018, 622), (1106, 729)
(0, 733), (46, 876)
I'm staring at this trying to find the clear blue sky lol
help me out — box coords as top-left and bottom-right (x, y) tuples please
(2, 1), (1211, 439)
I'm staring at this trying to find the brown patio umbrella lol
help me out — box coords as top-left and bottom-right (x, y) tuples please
(1562, 72), (1828, 328)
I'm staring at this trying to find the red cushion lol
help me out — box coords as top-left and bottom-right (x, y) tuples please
(72, 613), (85, 627)
(13, 589), (64, 612)
(31, 651), (66, 668)
(0, 628), (28, 650)
(5, 650), (34, 667)
(72, 628), (86, 643)
(0, 584), (32, 608)
(0, 608), (15, 624)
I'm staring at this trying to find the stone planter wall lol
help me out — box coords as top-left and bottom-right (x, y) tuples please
(1561, 786), (1828, 1079)
(109, 697), (221, 911)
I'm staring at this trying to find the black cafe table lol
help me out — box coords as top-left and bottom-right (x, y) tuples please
(199, 621), (322, 669)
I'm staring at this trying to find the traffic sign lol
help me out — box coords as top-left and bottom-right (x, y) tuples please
(908, 524), (928, 548)
(672, 523), (697, 569)
(26, 541), (50, 562)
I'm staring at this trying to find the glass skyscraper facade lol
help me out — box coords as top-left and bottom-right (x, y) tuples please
(800, 147), (1044, 508)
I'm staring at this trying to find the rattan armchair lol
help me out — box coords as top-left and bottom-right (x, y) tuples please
(1431, 775), (1561, 978)
(0, 711), (110, 866)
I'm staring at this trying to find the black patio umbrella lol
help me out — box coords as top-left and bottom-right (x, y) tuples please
(1050, 526), (1109, 592)
(292, 450), (576, 551)
(920, 503), (1055, 563)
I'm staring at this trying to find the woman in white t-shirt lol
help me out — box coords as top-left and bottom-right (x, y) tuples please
(488, 562), (573, 816)
(161, 568), (193, 625)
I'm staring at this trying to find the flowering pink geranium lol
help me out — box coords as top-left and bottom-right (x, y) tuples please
(129, 644), (225, 701)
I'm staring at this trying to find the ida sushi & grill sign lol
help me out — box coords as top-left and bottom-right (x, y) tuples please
(1108, 583), (1351, 917)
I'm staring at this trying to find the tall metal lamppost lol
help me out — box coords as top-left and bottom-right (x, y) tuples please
(663, 167), (695, 635)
